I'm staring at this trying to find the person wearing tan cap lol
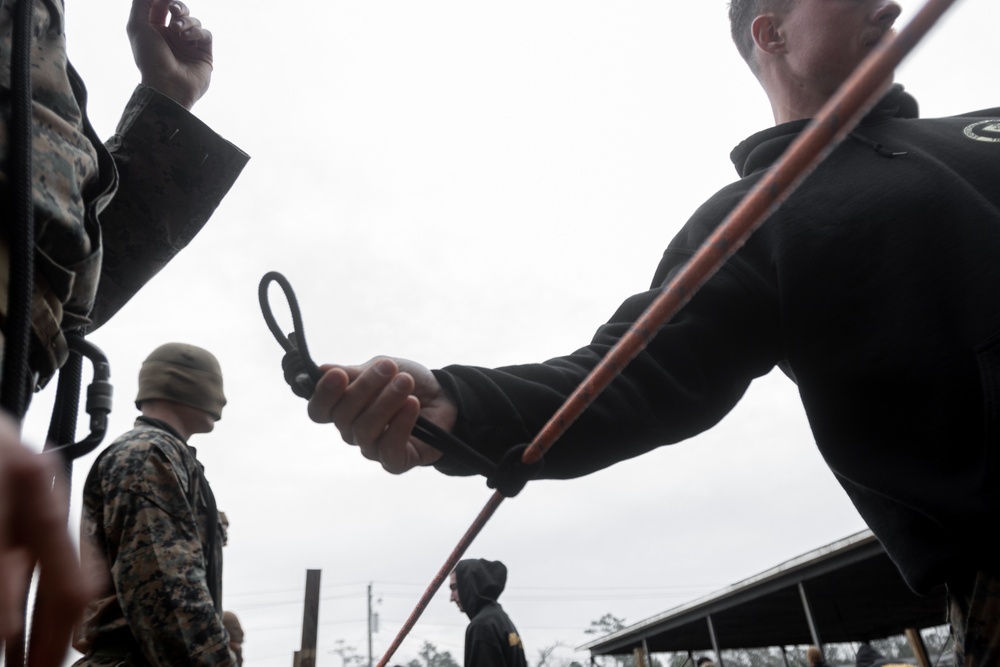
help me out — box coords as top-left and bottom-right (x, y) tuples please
(73, 343), (235, 666)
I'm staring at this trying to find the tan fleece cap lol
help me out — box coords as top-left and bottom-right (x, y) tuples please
(135, 343), (226, 420)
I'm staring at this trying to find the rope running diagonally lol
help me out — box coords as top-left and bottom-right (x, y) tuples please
(373, 0), (964, 664)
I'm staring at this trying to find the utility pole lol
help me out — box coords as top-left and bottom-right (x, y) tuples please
(367, 582), (373, 667)
(295, 569), (322, 667)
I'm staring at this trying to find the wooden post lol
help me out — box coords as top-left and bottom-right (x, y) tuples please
(299, 569), (322, 667)
(906, 628), (931, 667)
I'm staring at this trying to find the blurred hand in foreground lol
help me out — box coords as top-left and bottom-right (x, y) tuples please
(0, 413), (93, 667)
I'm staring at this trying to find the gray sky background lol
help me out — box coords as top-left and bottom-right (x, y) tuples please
(18, 1), (994, 665)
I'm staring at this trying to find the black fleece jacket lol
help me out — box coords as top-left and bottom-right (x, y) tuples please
(433, 86), (1000, 595)
(454, 559), (527, 667)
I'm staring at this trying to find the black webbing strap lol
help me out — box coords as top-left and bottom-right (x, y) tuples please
(2, 2), (37, 665)
(1, 0), (36, 421)
(257, 271), (543, 497)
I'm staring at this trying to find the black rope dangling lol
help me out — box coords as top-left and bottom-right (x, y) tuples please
(1, 0), (38, 422)
(3, 2), (38, 663)
(257, 271), (543, 497)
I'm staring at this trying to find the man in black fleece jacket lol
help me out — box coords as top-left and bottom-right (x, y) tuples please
(305, 0), (1000, 663)
(449, 559), (527, 667)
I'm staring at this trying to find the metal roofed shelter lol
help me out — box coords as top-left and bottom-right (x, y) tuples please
(577, 530), (949, 666)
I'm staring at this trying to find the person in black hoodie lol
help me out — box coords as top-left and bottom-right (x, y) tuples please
(305, 1), (1000, 664)
(855, 644), (884, 667)
(855, 642), (915, 667)
(449, 559), (527, 667)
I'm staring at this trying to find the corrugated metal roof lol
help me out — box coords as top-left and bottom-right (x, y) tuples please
(578, 529), (946, 655)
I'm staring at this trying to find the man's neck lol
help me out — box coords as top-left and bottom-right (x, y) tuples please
(768, 84), (831, 125)
(766, 76), (895, 126)
(139, 404), (194, 441)
(136, 415), (188, 442)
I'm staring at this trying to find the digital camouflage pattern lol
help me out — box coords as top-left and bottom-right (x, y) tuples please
(0, 0), (249, 386)
(949, 571), (1000, 666)
(73, 420), (235, 667)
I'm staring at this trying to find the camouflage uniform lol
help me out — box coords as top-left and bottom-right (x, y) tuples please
(949, 571), (1000, 666)
(0, 0), (249, 386)
(73, 418), (235, 667)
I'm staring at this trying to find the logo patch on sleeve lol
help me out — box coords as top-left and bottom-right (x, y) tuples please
(963, 120), (1000, 143)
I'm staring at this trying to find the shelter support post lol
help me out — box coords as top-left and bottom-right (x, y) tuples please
(298, 569), (321, 667)
(706, 614), (724, 667)
(798, 582), (823, 651)
(906, 628), (931, 667)
(781, 646), (790, 667)
(642, 638), (653, 667)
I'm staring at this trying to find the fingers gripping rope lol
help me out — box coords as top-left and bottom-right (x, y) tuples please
(257, 272), (544, 497)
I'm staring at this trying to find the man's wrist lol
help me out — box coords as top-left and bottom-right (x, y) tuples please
(139, 79), (198, 110)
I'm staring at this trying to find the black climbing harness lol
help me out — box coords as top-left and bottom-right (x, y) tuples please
(257, 271), (544, 498)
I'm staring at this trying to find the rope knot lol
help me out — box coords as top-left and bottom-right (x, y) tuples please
(281, 333), (317, 399)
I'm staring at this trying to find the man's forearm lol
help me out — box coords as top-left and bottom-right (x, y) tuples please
(90, 85), (249, 329)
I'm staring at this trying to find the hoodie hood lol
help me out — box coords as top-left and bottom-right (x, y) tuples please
(454, 559), (507, 619)
(855, 644), (886, 667)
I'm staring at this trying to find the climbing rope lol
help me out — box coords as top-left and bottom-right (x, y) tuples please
(3, 1), (37, 665)
(1, 0), (37, 422)
(258, 0), (961, 662)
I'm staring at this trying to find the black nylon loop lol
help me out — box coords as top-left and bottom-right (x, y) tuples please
(258, 272), (322, 391)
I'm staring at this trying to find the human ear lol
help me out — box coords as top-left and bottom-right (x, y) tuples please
(751, 15), (786, 55)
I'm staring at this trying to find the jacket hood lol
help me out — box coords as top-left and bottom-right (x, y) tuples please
(729, 84), (919, 178)
(454, 559), (507, 619)
(855, 643), (886, 667)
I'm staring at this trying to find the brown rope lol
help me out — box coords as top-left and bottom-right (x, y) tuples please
(376, 0), (962, 663)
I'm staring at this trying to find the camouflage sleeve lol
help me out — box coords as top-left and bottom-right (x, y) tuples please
(88, 84), (250, 328)
(105, 440), (234, 666)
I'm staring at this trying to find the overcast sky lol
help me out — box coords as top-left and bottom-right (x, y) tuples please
(18, 0), (995, 665)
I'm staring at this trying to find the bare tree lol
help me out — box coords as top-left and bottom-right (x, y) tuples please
(330, 639), (367, 667)
(409, 640), (460, 667)
(536, 641), (568, 667)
